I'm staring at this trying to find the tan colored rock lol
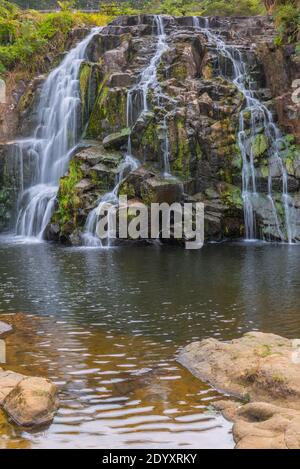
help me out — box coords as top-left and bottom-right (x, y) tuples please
(3, 376), (58, 427)
(178, 332), (300, 408)
(0, 369), (24, 404)
(178, 332), (300, 448)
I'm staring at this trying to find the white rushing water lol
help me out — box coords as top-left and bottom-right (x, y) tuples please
(193, 16), (295, 243)
(83, 15), (170, 247)
(14, 27), (101, 241)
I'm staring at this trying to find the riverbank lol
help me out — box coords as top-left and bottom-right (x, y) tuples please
(178, 331), (300, 448)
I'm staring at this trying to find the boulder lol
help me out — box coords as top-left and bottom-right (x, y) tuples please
(119, 166), (183, 205)
(103, 128), (131, 150)
(2, 376), (58, 427)
(141, 176), (183, 205)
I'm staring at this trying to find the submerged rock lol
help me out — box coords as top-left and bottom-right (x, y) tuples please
(178, 331), (300, 448)
(0, 322), (12, 338)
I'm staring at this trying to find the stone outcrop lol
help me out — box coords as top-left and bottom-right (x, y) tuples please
(49, 15), (300, 244)
(4, 15), (300, 243)
(48, 143), (124, 243)
(178, 331), (300, 449)
(215, 400), (300, 449)
(0, 319), (58, 428)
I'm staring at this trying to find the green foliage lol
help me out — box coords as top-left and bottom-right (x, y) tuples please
(0, 2), (111, 76)
(0, 0), (17, 18)
(282, 133), (300, 163)
(158, 0), (197, 16)
(55, 158), (83, 226)
(274, 2), (300, 44)
(10, 0), (266, 16)
(143, 0), (264, 15)
(57, 0), (76, 11)
(37, 11), (74, 38)
(199, 0), (264, 16)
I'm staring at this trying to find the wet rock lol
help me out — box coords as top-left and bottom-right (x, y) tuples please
(103, 128), (131, 150)
(179, 331), (300, 448)
(119, 166), (183, 205)
(0, 322), (12, 338)
(178, 331), (300, 407)
(108, 73), (134, 88)
(13, 14), (299, 244)
(2, 376), (58, 427)
(141, 176), (183, 205)
(50, 144), (123, 244)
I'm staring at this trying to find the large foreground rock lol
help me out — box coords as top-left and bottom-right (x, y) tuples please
(178, 331), (300, 449)
(0, 368), (58, 428)
(178, 331), (300, 408)
(2, 376), (58, 427)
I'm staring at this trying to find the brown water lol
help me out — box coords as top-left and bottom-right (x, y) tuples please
(1, 238), (300, 448)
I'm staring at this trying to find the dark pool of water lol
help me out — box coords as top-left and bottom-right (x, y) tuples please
(0, 237), (300, 448)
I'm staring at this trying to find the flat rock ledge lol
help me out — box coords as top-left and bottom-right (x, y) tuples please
(178, 331), (300, 449)
(0, 320), (58, 428)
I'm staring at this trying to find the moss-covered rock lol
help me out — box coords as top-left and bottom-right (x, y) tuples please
(218, 182), (243, 210)
(50, 144), (123, 241)
(79, 62), (102, 130)
(52, 158), (84, 235)
(103, 128), (131, 150)
(86, 81), (127, 140)
(252, 133), (269, 159)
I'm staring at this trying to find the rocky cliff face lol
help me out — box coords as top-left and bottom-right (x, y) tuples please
(4, 15), (300, 244)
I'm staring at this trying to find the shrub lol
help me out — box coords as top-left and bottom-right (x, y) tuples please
(274, 3), (300, 44)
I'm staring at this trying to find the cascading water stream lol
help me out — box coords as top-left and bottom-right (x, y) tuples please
(82, 15), (170, 247)
(14, 27), (101, 241)
(193, 16), (295, 243)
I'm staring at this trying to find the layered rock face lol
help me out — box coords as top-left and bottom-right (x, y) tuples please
(9, 15), (300, 243)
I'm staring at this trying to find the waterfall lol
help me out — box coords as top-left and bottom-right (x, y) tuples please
(193, 16), (295, 243)
(82, 15), (170, 247)
(14, 27), (101, 241)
